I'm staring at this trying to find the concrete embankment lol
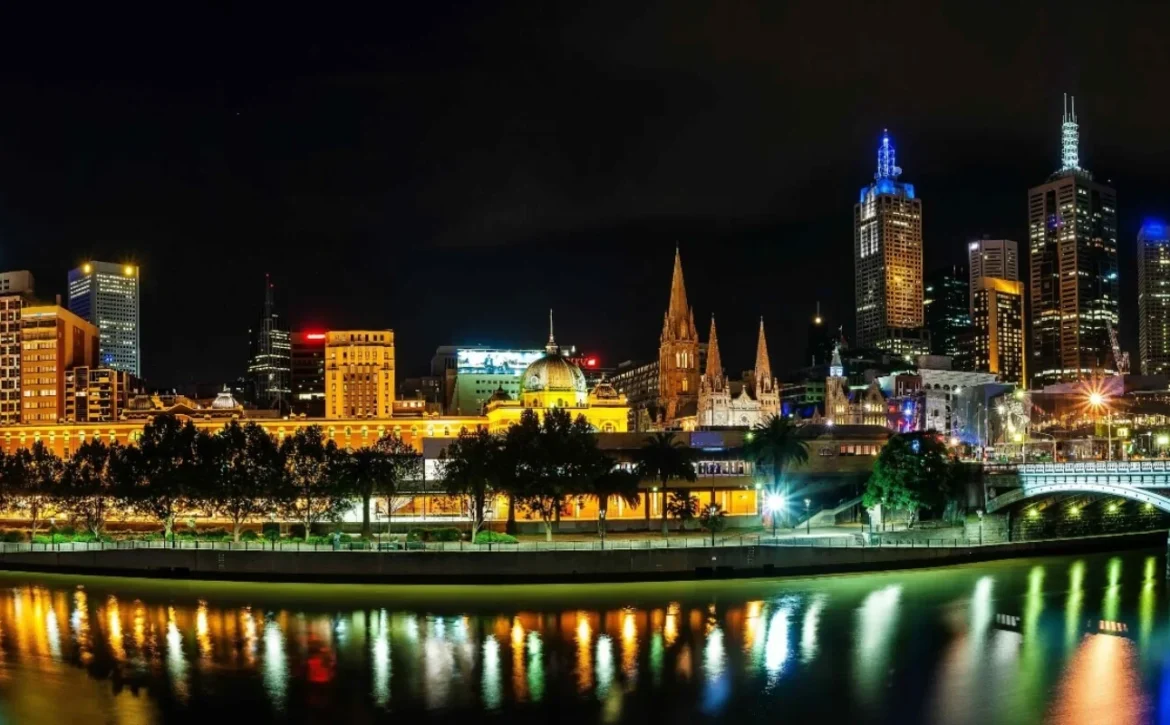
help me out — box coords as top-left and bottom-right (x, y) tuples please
(0, 531), (1162, 584)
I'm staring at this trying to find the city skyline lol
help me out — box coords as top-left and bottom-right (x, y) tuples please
(0, 6), (1167, 387)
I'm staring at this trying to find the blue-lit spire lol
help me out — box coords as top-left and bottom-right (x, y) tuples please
(875, 129), (902, 181)
(1061, 93), (1080, 172)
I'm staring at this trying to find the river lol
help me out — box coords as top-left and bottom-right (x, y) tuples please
(0, 550), (1165, 723)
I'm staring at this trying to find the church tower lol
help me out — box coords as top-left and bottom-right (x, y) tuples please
(825, 343), (850, 424)
(659, 248), (700, 423)
(752, 317), (780, 418)
(698, 315), (730, 426)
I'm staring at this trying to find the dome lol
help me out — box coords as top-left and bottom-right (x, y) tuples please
(487, 385), (512, 403)
(521, 354), (587, 394)
(211, 387), (240, 410)
(520, 310), (587, 395)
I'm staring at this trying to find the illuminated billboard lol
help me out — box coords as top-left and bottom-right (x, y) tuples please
(456, 348), (543, 375)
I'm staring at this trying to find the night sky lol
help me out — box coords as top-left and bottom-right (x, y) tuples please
(0, 3), (1167, 388)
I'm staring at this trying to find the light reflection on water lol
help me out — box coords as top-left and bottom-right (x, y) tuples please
(0, 551), (1166, 723)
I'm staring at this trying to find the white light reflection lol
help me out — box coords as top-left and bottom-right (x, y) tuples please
(527, 631), (544, 703)
(764, 607), (791, 685)
(263, 617), (288, 711)
(595, 634), (614, 700)
(482, 635), (502, 710)
(372, 609), (390, 709)
(855, 585), (902, 708)
(800, 595), (826, 663)
(166, 607), (189, 702)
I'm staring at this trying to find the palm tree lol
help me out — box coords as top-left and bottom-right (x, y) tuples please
(635, 432), (698, 536)
(439, 428), (502, 541)
(588, 467), (641, 543)
(744, 415), (810, 527)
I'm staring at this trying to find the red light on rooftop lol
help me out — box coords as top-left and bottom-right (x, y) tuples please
(305, 333), (326, 341)
(586, 357), (598, 367)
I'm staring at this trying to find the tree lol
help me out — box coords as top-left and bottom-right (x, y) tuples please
(202, 421), (283, 542)
(439, 428), (502, 541)
(125, 414), (202, 539)
(665, 490), (699, 532)
(341, 433), (421, 540)
(59, 439), (126, 537)
(699, 502), (728, 545)
(862, 432), (952, 528)
(501, 410), (542, 534)
(6, 442), (62, 537)
(634, 432), (698, 536)
(744, 415), (810, 527)
(516, 409), (598, 542)
(587, 467), (640, 541)
(277, 426), (348, 541)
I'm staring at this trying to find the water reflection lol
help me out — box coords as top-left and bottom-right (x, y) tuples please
(0, 551), (1162, 723)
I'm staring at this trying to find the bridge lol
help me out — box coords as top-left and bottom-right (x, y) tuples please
(986, 461), (1170, 514)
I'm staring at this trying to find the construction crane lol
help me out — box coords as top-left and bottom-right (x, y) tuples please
(1106, 320), (1130, 375)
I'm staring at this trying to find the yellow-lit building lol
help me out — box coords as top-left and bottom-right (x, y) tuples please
(325, 330), (395, 419)
(482, 316), (628, 433)
(20, 305), (98, 424)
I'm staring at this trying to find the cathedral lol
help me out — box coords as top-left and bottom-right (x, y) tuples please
(658, 249), (780, 430)
(818, 344), (887, 426)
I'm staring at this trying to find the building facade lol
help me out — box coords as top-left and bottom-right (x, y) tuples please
(324, 330), (395, 420)
(1028, 96), (1119, 387)
(247, 276), (291, 411)
(822, 346), (887, 427)
(924, 265), (971, 361)
(854, 130), (926, 356)
(20, 305), (98, 424)
(290, 331), (327, 416)
(67, 261), (140, 377)
(970, 277), (1026, 385)
(967, 240), (1019, 308)
(64, 366), (134, 423)
(0, 271), (35, 425)
(447, 347), (543, 415)
(611, 360), (659, 431)
(697, 316), (780, 428)
(1138, 219), (1170, 376)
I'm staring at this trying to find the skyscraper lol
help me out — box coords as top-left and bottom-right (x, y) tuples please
(1138, 218), (1170, 376)
(1028, 95), (1119, 387)
(0, 271), (34, 424)
(970, 278), (1026, 385)
(290, 331), (327, 416)
(324, 330), (395, 419)
(854, 130), (926, 356)
(67, 261), (141, 377)
(967, 239), (1019, 312)
(247, 276), (291, 411)
(21, 305), (98, 423)
(658, 248), (699, 424)
(923, 265), (970, 361)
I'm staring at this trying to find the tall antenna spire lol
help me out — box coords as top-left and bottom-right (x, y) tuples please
(546, 308), (558, 353)
(1061, 93), (1080, 172)
(875, 128), (902, 181)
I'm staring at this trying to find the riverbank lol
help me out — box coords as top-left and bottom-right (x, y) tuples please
(0, 529), (1162, 584)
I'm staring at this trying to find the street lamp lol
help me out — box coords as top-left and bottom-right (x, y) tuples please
(804, 498), (811, 535)
(767, 495), (785, 538)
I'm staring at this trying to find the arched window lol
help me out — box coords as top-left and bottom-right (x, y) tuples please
(601, 422), (615, 433)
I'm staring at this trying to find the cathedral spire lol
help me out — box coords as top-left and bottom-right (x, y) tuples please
(661, 246), (697, 342)
(754, 317), (772, 381)
(705, 315), (723, 379)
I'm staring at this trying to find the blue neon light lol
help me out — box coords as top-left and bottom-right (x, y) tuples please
(1140, 218), (1167, 241)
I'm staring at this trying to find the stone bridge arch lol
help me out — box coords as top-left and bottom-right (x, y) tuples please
(986, 482), (1170, 515)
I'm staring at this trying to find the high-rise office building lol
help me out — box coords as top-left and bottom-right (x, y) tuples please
(967, 239), (1019, 311)
(0, 271), (35, 424)
(324, 330), (395, 419)
(20, 305), (98, 423)
(1028, 95), (1119, 387)
(970, 278), (1026, 385)
(1138, 218), (1170, 376)
(290, 331), (327, 416)
(247, 276), (291, 411)
(64, 366), (134, 423)
(67, 261), (141, 377)
(923, 265), (971, 362)
(854, 130), (926, 356)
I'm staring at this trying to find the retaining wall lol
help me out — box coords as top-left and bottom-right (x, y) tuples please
(0, 530), (1161, 584)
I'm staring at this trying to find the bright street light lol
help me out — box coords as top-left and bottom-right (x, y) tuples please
(766, 494), (785, 538)
(1088, 391), (1105, 407)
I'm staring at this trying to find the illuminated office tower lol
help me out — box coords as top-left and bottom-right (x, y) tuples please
(68, 262), (141, 377)
(1138, 219), (1170, 376)
(1028, 95), (1118, 386)
(854, 130), (926, 355)
(20, 305), (98, 423)
(970, 278), (1026, 385)
(0, 271), (35, 424)
(324, 330), (395, 419)
(967, 239), (1018, 313)
(247, 276), (291, 411)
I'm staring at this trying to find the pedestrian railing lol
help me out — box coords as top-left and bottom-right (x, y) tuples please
(0, 533), (1005, 554)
